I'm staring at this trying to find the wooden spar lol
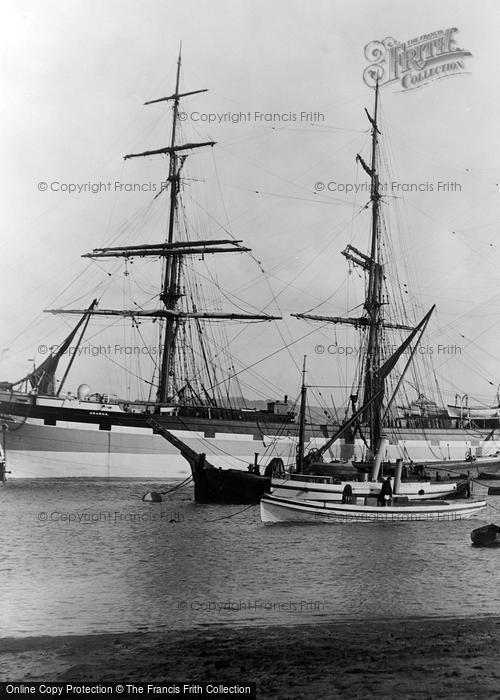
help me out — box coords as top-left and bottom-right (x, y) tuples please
(341, 244), (371, 269)
(82, 246), (251, 259)
(376, 305), (435, 381)
(303, 306), (434, 464)
(121, 45), (219, 404)
(194, 311), (219, 406)
(56, 299), (98, 396)
(381, 305), (436, 421)
(306, 388), (384, 462)
(296, 356), (307, 474)
(13, 299), (99, 394)
(144, 88), (208, 105)
(292, 313), (415, 332)
(147, 416), (217, 469)
(292, 84), (437, 461)
(300, 82), (384, 452)
(158, 47), (203, 403)
(84, 239), (245, 254)
(46, 49), (278, 409)
(124, 141), (216, 160)
(44, 308), (281, 321)
(361, 79), (383, 453)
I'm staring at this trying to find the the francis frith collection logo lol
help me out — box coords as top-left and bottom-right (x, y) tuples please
(363, 28), (472, 91)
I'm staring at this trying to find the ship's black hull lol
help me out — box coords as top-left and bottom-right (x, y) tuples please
(192, 463), (271, 504)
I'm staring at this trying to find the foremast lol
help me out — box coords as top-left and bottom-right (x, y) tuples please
(46, 48), (280, 406)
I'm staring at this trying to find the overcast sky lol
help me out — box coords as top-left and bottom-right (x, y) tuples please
(1, 1), (500, 409)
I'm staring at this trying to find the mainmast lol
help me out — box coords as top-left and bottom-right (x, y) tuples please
(123, 45), (215, 403)
(159, 47), (186, 404)
(293, 82), (411, 458)
(47, 48), (281, 403)
(357, 80), (383, 452)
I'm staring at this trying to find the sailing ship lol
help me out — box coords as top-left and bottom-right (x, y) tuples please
(0, 49), (308, 479)
(269, 79), (500, 505)
(1, 58), (500, 480)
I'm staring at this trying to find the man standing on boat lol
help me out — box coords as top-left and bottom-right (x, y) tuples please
(379, 476), (393, 507)
(465, 471), (472, 498)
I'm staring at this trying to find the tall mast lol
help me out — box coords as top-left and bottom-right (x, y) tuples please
(291, 83), (434, 462)
(293, 81), (408, 457)
(45, 50), (282, 402)
(158, 44), (183, 404)
(296, 356), (307, 473)
(361, 80), (383, 453)
(122, 44), (215, 405)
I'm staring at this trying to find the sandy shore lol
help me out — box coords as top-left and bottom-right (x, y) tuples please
(1, 616), (500, 698)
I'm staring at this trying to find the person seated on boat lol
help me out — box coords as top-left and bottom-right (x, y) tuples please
(342, 484), (353, 504)
(264, 457), (285, 478)
(378, 476), (393, 507)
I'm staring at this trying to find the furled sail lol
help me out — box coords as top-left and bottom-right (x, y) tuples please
(10, 299), (97, 395)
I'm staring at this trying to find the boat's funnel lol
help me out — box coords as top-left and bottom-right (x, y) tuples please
(371, 437), (389, 481)
(393, 458), (403, 494)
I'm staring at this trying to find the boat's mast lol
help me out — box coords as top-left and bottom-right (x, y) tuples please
(292, 83), (423, 458)
(362, 80), (384, 454)
(157, 45), (183, 404)
(296, 355), (307, 473)
(46, 53), (282, 402)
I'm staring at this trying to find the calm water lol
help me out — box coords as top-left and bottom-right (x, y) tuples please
(1, 478), (499, 638)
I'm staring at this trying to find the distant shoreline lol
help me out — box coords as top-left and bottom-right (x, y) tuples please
(2, 616), (500, 697)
